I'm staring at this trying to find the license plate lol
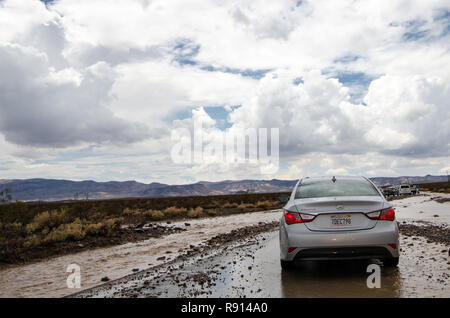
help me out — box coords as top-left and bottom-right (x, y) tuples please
(330, 214), (352, 226)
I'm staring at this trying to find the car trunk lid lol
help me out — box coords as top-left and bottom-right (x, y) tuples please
(293, 196), (384, 231)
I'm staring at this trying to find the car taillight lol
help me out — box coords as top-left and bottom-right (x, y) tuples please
(366, 211), (380, 220)
(365, 207), (395, 221)
(284, 210), (315, 224)
(379, 207), (395, 221)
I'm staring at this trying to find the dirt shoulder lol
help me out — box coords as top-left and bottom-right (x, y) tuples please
(0, 210), (282, 298)
(399, 223), (450, 246)
(0, 193), (285, 267)
(0, 224), (186, 267)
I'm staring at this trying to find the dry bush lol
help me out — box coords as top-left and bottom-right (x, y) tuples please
(148, 210), (165, 220)
(256, 200), (277, 208)
(163, 206), (187, 216)
(207, 209), (217, 216)
(26, 209), (67, 233)
(84, 222), (104, 236)
(237, 202), (255, 210)
(44, 218), (85, 243)
(23, 234), (41, 248)
(5, 222), (23, 232)
(222, 202), (238, 208)
(142, 209), (155, 217)
(102, 217), (124, 236)
(143, 209), (165, 220)
(188, 207), (203, 218)
(123, 207), (139, 215)
(77, 217), (124, 237)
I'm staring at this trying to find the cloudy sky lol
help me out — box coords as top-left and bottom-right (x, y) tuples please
(0, 0), (449, 184)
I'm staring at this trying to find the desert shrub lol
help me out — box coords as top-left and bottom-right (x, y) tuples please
(98, 217), (123, 236)
(123, 207), (141, 216)
(83, 217), (123, 236)
(26, 209), (68, 233)
(84, 222), (104, 236)
(44, 218), (85, 243)
(237, 202), (255, 210)
(147, 210), (164, 220)
(23, 234), (41, 248)
(222, 202), (238, 208)
(163, 206), (187, 216)
(0, 222), (24, 239)
(143, 209), (154, 217)
(207, 209), (217, 216)
(4, 222), (23, 233)
(187, 207), (203, 218)
(256, 200), (277, 208)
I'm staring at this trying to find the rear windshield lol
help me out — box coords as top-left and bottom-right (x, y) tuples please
(295, 179), (380, 199)
(400, 185), (410, 188)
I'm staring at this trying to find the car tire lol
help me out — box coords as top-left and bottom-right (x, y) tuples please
(384, 257), (399, 267)
(280, 260), (295, 270)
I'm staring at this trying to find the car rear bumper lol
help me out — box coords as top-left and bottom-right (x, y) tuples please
(292, 246), (393, 261)
(279, 218), (399, 261)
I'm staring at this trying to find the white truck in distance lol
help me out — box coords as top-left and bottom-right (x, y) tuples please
(399, 184), (412, 195)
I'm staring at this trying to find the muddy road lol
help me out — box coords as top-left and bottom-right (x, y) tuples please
(73, 222), (450, 298)
(2, 192), (449, 298)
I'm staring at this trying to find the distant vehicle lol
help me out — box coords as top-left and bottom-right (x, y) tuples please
(399, 184), (412, 195)
(411, 185), (420, 195)
(383, 186), (398, 196)
(279, 176), (399, 270)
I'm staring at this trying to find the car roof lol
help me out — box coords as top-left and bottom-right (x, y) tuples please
(300, 176), (366, 182)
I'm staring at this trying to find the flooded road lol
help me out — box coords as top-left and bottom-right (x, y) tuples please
(2, 192), (449, 298)
(74, 229), (449, 298)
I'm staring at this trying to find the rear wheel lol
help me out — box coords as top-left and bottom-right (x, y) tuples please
(280, 260), (295, 270)
(384, 257), (399, 267)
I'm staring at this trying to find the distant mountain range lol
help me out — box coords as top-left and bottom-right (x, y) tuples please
(0, 175), (447, 202)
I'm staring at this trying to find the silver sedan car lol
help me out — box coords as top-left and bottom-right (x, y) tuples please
(279, 176), (399, 269)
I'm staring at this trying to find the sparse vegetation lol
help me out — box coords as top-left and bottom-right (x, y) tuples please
(0, 191), (287, 266)
(222, 202), (238, 208)
(148, 210), (165, 220)
(237, 202), (256, 210)
(163, 206), (187, 216)
(418, 182), (450, 193)
(187, 206), (203, 218)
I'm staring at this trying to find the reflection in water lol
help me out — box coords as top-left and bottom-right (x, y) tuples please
(280, 260), (402, 298)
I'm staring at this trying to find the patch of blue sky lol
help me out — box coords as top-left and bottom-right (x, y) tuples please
(403, 29), (429, 41)
(397, 19), (430, 41)
(171, 106), (233, 130)
(433, 9), (450, 36)
(200, 65), (271, 80)
(170, 38), (270, 79)
(326, 71), (377, 105)
(333, 55), (360, 64)
(292, 77), (303, 85)
(172, 39), (200, 66)
(204, 106), (233, 130)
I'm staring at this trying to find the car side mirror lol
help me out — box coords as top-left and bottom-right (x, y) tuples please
(279, 196), (289, 203)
